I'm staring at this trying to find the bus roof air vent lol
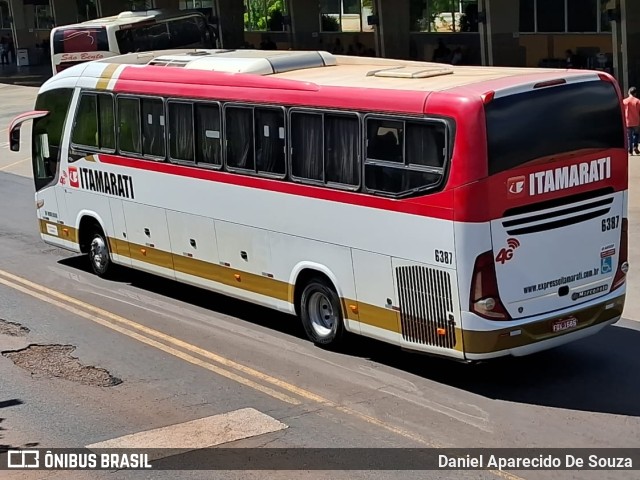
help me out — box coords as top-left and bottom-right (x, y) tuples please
(143, 50), (336, 75)
(367, 65), (454, 79)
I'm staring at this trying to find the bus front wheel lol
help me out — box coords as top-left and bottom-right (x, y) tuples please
(299, 278), (345, 347)
(88, 229), (111, 278)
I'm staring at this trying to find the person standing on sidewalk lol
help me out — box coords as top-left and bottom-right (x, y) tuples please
(0, 37), (8, 66)
(623, 87), (640, 155)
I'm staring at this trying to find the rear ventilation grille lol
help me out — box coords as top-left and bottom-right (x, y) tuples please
(396, 266), (456, 349)
(502, 196), (613, 235)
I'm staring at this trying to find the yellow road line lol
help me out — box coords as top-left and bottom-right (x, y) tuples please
(0, 158), (28, 171)
(0, 268), (523, 480)
(0, 276), (301, 406)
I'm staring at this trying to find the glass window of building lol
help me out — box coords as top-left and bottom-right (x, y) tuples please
(519, 0), (610, 33)
(320, 0), (374, 33)
(410, 0), (478, 33)
(244, 0), (287, 32)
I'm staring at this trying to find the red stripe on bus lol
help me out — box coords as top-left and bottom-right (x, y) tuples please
(98, 154), (456, 220)
(113, 67), (430, 114)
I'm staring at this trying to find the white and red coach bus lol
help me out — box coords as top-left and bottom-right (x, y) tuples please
(50, 10), (218, 74)
(10, 49), (629, 360)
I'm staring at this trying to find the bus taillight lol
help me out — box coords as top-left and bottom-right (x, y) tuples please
(611, 218), (628, 292)
(470, 250), (511, 320)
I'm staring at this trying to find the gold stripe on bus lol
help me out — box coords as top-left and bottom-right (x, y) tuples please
(172, 253), (290, 302)
(96, 64), (119, 90)
(113, 238), (289, 302)
(39, 225), (619, 356)
(128, 242), (175, 271)
(461, 295), (624, 354)
(351, 301), (400, 333)
(39, 219), (78, 243)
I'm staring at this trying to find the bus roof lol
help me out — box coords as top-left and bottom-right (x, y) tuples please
(52, 9), (204, 29)
(47, 49), (611, 101)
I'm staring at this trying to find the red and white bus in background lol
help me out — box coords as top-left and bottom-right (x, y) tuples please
(50, 10), (219, 74)
(10, 50), (629, 361)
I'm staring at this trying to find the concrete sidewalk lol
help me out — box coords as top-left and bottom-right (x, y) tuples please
(0, 63), (52, 87)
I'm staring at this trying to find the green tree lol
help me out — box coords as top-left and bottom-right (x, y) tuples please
(244, 0), (286, 31)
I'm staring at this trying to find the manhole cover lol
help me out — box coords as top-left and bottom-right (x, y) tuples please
(0, 319), (30, 337)
(2, 344), (122, 387)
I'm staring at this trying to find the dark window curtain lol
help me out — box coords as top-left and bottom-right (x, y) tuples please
(225, 107), (254, 170)
(141, 98), (165, 158)
(72, 94), (98, 148)
(98, 94), (115, 150)
(366, 119), (404, 162)
(169, 102), (194, 162)
(406, 123), (445, 168)
(118, 97), (141, 154)
(195, 104), (222, 166)
(325, 115), (359, 186)
(255, 108), (285, 175)
(291, 112), (323, 181)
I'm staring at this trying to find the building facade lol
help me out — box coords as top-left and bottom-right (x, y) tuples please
(0, 0), (638, 92)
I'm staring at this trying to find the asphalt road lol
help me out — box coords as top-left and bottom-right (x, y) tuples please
(0, 83), (639, 480)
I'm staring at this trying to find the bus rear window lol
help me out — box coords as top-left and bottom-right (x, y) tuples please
(53, 28), (109, 54)
(485, 80), (625, 175)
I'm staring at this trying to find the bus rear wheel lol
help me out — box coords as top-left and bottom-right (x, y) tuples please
(88, 229), (111, 278)
(299, 278), (345, 347)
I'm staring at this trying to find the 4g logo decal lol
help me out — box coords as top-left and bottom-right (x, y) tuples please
(495, 238), (521, 264)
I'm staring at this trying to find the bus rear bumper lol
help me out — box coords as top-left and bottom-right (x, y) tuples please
(462, 293), (625, 361)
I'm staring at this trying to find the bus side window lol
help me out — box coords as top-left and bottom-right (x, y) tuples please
(71, 92), (115, 152)
(169, 101), (195, 163)
(195, 103), (222, 167)
(255, 107), (285, 176)
(290, 110), (360, 189)
(364, 117), (446, 196)
(290, 111), (323, 182)
(141, 98), (165, 159)
(225, 106), (254, 171)
(117, 97), (141, 155)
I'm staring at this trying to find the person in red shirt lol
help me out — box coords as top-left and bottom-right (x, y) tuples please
(623, 86), (640, 155)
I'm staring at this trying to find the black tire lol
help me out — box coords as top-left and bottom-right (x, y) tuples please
(299, 278), (345, 347)
(88, 228), (112, 278)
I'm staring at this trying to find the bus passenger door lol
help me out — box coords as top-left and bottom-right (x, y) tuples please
(166, 210), (219, 284)
(122, 202), (175, 279)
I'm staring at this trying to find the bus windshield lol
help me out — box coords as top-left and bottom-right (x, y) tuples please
(485, 80), (625, 175)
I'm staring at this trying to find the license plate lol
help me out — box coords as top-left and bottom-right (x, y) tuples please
(552, 317), (578, 333)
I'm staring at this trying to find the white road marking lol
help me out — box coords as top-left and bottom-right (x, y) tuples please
(86, 407), (287, 459)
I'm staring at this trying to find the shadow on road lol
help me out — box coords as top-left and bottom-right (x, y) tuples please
(59, 255), (639, 418)
(0, 401), (39, 453)
(0, 399), (23, 409)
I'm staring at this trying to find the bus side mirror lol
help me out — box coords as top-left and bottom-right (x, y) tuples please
(9, 126), (20, 152)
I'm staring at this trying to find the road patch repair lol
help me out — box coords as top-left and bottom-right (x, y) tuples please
(86, 407), (288, 463)
(0, 318), (30, 336)
(2, 344), (122, 387)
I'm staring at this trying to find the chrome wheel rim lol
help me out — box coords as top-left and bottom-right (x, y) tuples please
(90, 236), (108, 273)
(308, 291), (336, 338)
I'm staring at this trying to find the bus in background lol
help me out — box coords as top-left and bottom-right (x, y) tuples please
(10, 50), (628, 361)
(50, 10), (219, 74)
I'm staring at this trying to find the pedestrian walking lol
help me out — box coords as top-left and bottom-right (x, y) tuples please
(0, 37), (8, 66)
(623, 87), (640, 155)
